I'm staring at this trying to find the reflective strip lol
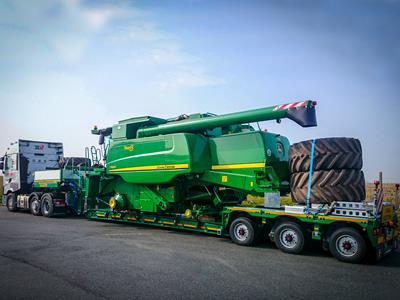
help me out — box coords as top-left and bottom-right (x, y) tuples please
(211, 162), (265, 170)
(109, 163), (189, 172)
(34, 179), (60, 183)
(227, 207), (261, 213)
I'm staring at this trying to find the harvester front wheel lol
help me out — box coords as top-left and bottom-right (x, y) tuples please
(274, 221), (305, 254)
(41, 193), (54, 218)
(229, 217), (256, 246)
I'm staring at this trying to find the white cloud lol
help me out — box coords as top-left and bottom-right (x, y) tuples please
(158, 69), (226, 90)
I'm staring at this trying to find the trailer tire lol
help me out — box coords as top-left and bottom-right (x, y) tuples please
(6, 193), (17, 212)
(229, 217), (256, 246)
(41, 193), (54, 218)
(290, 169), (365, 204)
(274, 222), (305, 254)
(329, 227), (366, 263)
(30, 194), (41, 216)
(289, 137), (363, 173)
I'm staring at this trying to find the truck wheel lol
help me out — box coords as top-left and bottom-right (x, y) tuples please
(6, 193), (17, 212)
(41, 194), (54, 217)
(30, 194), (42, 216)
(329, 227), (366, 263)
(274, 222), (305, 254)
(229, 217), (256, 246)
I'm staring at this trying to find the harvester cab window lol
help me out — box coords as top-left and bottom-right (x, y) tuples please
(5, 154), (17, 171)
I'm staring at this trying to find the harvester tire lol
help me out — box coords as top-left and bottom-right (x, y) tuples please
(6, 193), (17, 212)
(289, 138), (362, 173)
(290, 169), (365, 204)
(229, 217), (257, 246)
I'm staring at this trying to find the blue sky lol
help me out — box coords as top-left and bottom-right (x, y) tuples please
(0, 0), (399, 182)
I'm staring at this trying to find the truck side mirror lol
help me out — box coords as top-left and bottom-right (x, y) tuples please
(99, 133), (105, 145)
(0, 157), (3, 171)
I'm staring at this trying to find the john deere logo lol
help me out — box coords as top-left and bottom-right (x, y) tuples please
(124, 145), (134, 151)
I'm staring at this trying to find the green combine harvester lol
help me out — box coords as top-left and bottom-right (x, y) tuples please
(1, 100), (398, 263)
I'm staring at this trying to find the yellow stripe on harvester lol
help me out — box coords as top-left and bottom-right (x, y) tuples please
(109, 164), (189, 172)
(211, 162), (265, 170)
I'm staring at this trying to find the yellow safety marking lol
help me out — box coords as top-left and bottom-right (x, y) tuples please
(96, 214), (106, 217)
(127, 217), (137, 221)
(109, 164), (189, 172)
(250, 181), (254, 187)
(143, 218), (155, 222)
(268, 211), (308, 218)
(111, 215), (121, 219)
(227, 207), (261, 213)
(318, 216), (368, 224)
(183, 224), (197, 228)
(162, 221), (174, 225)
(221, 175), (228, 183)
(211, 162), (265, 170)
(35, 179), (60, 183)
(207, 227), (220, 231)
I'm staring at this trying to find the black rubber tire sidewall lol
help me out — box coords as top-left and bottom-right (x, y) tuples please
(329, 227), (367, 263)
(30, 194), (42, 216)
(6, 193), (17, 212)
(274, 222), (305, 254)
(290, 169), (366, 204)
(229, 217), (256, 246)
(41, 194), (54, 217)
(289, 137), (363, 173)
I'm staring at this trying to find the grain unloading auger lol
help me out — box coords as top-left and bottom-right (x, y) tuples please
(87, 100), (316, 215)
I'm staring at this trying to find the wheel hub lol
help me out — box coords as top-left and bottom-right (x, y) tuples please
(336, 235), (358, 257)
(280, 229), (298, 249)
(234, 224), (249, 242)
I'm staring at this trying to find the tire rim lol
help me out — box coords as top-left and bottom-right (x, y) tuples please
(234, 223), (249, 242)
(43, 201), (49, 214)
(336, 235), (358, 257)
(32, 200), (39, 213)
(279, 229), (298, 249)
(7, 197), (13, 209)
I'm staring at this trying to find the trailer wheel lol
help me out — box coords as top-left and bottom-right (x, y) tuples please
(6, 193), (17, 212)
(30, 194), (42, 216)
(41, 194), (54, 217)
(329, 227), (366, 263)
(274, 222), (305, 254)
(229, 217), (256, 246)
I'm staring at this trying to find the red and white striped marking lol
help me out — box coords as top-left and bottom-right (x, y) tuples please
(273, 101), (313, 111)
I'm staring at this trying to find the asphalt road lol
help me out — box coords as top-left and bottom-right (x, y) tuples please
(0, 207), (399, 300)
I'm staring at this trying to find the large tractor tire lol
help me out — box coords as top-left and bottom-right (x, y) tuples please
(289, 138), (362, 173)
(290, 169), (366, 204)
